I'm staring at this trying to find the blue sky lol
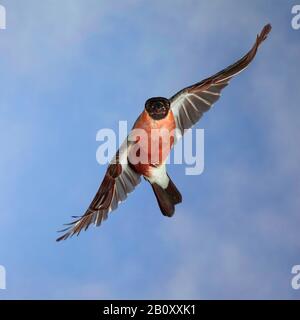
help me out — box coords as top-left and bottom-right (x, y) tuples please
(0, 0), (300, 299)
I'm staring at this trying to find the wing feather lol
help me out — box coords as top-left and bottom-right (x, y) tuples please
(170, 24), (271, 136)
(57, 139), (141, 241)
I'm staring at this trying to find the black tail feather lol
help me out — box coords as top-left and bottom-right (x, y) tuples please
(151, 176), (182, 217)
(166, 174), (182, 205)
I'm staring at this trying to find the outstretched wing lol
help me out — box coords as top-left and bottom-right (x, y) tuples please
(57, 139), (141, 241)
(170, 24), (271, 138)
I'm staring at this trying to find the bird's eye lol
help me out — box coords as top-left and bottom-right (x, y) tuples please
(153, 102), (163, 109)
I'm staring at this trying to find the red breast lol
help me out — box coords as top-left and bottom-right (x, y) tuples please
(130, 110), (176, 177)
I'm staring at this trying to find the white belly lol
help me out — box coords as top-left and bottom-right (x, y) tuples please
(145, 164), (169, 189)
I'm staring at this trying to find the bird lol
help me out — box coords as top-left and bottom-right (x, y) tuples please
(57, 24), (271, 241)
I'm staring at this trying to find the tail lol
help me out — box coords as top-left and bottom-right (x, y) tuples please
(151, 175), (182, 217)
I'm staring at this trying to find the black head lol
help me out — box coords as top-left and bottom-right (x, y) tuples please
(145, 97), (170, 120)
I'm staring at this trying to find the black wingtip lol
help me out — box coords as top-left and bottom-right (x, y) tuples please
(264, 23), (272, 34)
(56, 231), (72, 242)
(56, 227), (71, 242)
(259, 24), (272, 42)
(56, 235), (65, 242)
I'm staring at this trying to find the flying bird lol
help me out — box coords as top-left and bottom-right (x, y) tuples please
(57, 24), (271, 241)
